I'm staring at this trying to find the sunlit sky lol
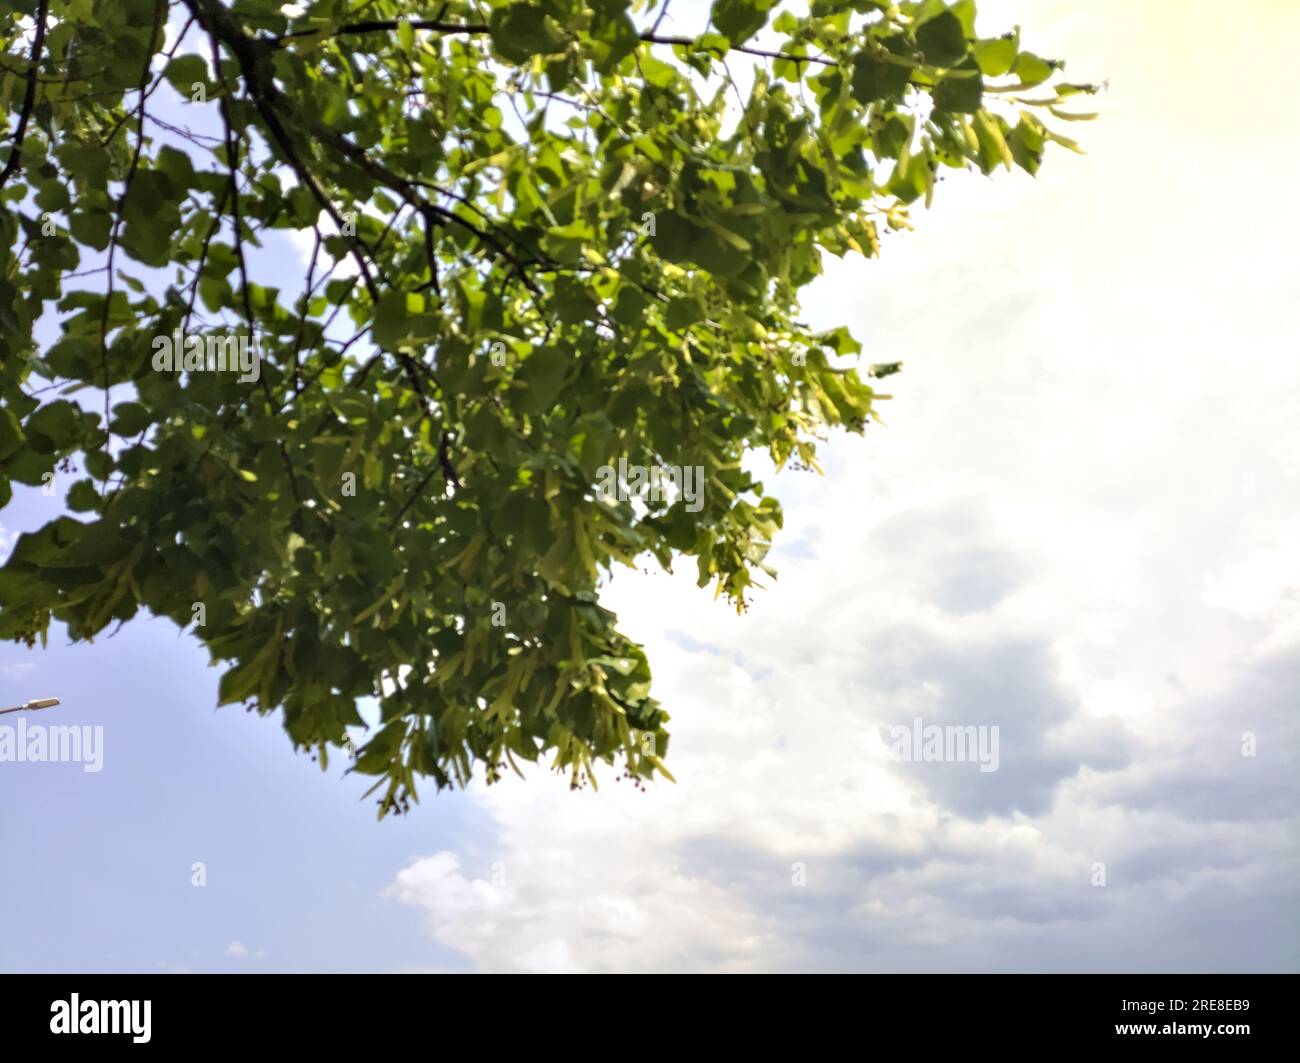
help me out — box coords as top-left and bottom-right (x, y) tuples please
(2, 0), (1297, 972)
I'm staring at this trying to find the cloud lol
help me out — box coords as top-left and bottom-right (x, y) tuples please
(384, 0), (1300, 972)
(386, 849), (764, 973)
(384, 469), (1298, 970)
(391, 447), (1293, 930)
(224, 941), (249, 958)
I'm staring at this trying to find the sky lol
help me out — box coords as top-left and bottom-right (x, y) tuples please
(2, 0), (1298, 972)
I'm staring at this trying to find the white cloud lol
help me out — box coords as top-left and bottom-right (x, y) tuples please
(224, 941), (249, 958)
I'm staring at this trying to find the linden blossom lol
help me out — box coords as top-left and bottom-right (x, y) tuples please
(150, 328), (262, 383)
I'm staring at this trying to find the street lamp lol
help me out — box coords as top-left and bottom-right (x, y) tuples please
(0, 697), (60, 716)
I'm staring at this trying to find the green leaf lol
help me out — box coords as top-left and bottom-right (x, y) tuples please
(488, 3), (568, 64)
(110, 401), (151, 437)
(372, 290), (434, 351)
(164, 54), (209, 96)
(1013, 52), (1055, 86)
(651, 212), (706, 265)
(666, 297), (705, 331)
(25, 401), (82, 452)
(66, 479), (101, 512)
(68, 210), (112, 250)
(851, 49), (911, 103)
(933, 62), (983, 114)
(974, 36), (1017, 77)
(915, 10), (968, 66)
(0, 408), (24, 461)
(711, 0), (773, 47)
(518, 346), (570, 414)
(974, 109), (1014, 172)
(591, 2), (640, 71)
(396, 19), (415, 52)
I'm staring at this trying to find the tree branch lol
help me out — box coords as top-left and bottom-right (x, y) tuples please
(269, 14), (837, 67)
(98, 0), (166, 484)
(182, 0), (381, 301)
(0, 0), (50, 192)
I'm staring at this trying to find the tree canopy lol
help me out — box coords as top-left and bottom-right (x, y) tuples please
(0, 0), (1094, 814)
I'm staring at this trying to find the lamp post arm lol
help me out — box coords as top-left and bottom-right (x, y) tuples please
(0, 698), (61, 716)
